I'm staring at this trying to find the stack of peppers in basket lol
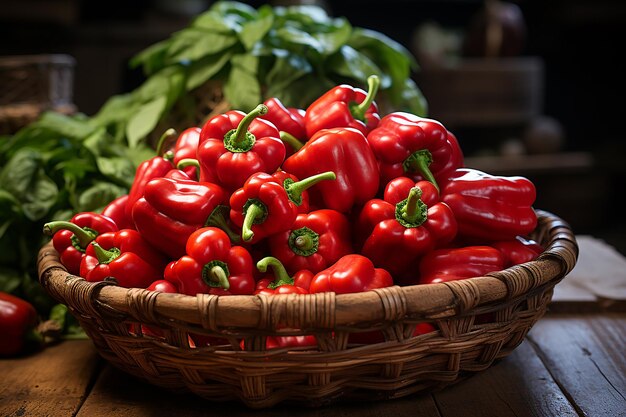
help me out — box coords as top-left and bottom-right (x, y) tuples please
(43, 75), (544, 349)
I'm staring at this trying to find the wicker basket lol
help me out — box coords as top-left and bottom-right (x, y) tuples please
(37, 209), (578, 409)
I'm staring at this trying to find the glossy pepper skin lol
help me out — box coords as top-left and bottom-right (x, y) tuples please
(357, 180), (457, 279)
(132, 176), (231, 259)
(0, 292), (38, 356)
(125, 129), (177, 221)
(229, 170), (336, 244)
(197, 104), (286, 191)
(419, 246), (505, 285)
(282, 127), (380, 214)
(263, 97), (306, 156)
(101, 195), (134, 230)
(171, 127), (201, 179)
(304, 75), (381, 138)
(254, 257), (311, 295)
(441, 168), (537, 242)
(268, 209), (353, 275)
(43, 212), (119, 276)
(80, 229), (167, 288)
(164, 227), (256, 296)
(491, 236), (543, 268)
(307, 254), (393, 294)
(366, 112), (464, 190)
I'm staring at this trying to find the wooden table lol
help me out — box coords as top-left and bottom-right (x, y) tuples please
(2, 236), (626, 417)
(1, 312), (625, 417)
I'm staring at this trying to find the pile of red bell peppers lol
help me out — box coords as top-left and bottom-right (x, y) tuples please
(42, 75), (544, 348)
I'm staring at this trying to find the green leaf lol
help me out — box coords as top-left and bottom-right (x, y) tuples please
(91, 94), (138, 127)
(78, 182), (127, 213)
(223, 54), (261, 111)
(400, 78), (429, 116)
(265, 53), (312, 95)
(96, 157), (136, 188)
(0, 266), (21, 294)
(36, 112), (96, 141)
(22, 170), (58, 221)
(125, 96), (168, 148)
(129, 38), (172, 74)
(327, 45), (385, 85)
(186, 51), (233, 91)
(192, 10), (238, 33)
(166, 29), (238, 65)
(239, 6), (274, 50)
(311, 18), (352, 55)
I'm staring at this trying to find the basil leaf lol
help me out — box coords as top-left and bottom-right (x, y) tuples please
(96, 157), (136, 188)
(240, 6), (274, 50)
(167, 29), (238, 64)
(126, 96), (168, 148)
(186, 51), (233, 91)
(265, 53), (312, 95)
(0, 266), (21, 294)
(223, 54), (261, 111)
(22, 170), (59, 221)
(328, 45), (386, 85)
(78, 182), (127, 213)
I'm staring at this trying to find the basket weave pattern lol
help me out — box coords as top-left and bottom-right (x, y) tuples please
(37, 209), (578, 408)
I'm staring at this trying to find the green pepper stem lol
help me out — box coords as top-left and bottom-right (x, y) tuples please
(209, 265), (230, 290)
(91, 243), (121, 264)
(400, 187), (427, 226)
(295, 235), (313, 251)
(256, 256), (294, 289)
(231, 104), (268, 148)
(352, 75), (380, 121)
(404, 149), (439, 192)
(284, 171), (336, 205)
(43, 221), (96, 248)
(279, 131), (304, 152)
(205, 205), (241, 244)
(176, 158), (201, 181)
(241, 202), (264, 242)
(156, 128), (177, 156)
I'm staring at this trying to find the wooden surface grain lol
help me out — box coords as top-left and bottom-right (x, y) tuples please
(2, 313), (624, 417)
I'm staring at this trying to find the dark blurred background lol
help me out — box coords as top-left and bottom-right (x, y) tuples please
(1, 0), (625, 253)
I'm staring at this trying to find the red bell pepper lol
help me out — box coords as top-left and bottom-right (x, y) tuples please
(197, 104), (286, 191)
(268, 209), (353, 275)
(79, 229), (167, 288)
(357, 180), (457, 280)
(229, 170), (336, 243)
(263, 97), (306, 156)
(164, 227), (256, 295)
(43, 212), (119, 276)
(491, 235), (543, 268)
(0, 292), (39, 356)
(419, 245), (505, 284)
(366, 112), (464, 191)
(125, 129), (178, 221)
(171, 127), (201, 179)
(132, 176), (233, 259)
(282, 127), (380, 213)
(101, 195), (134, 230)
(304, 75), (381, 138)
(441, 168), (537, 242)
(254, 257), (311, 295)
(307, 254), (393, 294)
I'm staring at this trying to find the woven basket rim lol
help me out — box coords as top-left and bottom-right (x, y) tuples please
(37, 209), (578, 331)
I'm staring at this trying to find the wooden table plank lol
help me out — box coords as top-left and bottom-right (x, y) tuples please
(76, 364), (442, 417)
(432, 341), (579, 417)
(0, 340), (101, 417)
(526, 313), (626, 417)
